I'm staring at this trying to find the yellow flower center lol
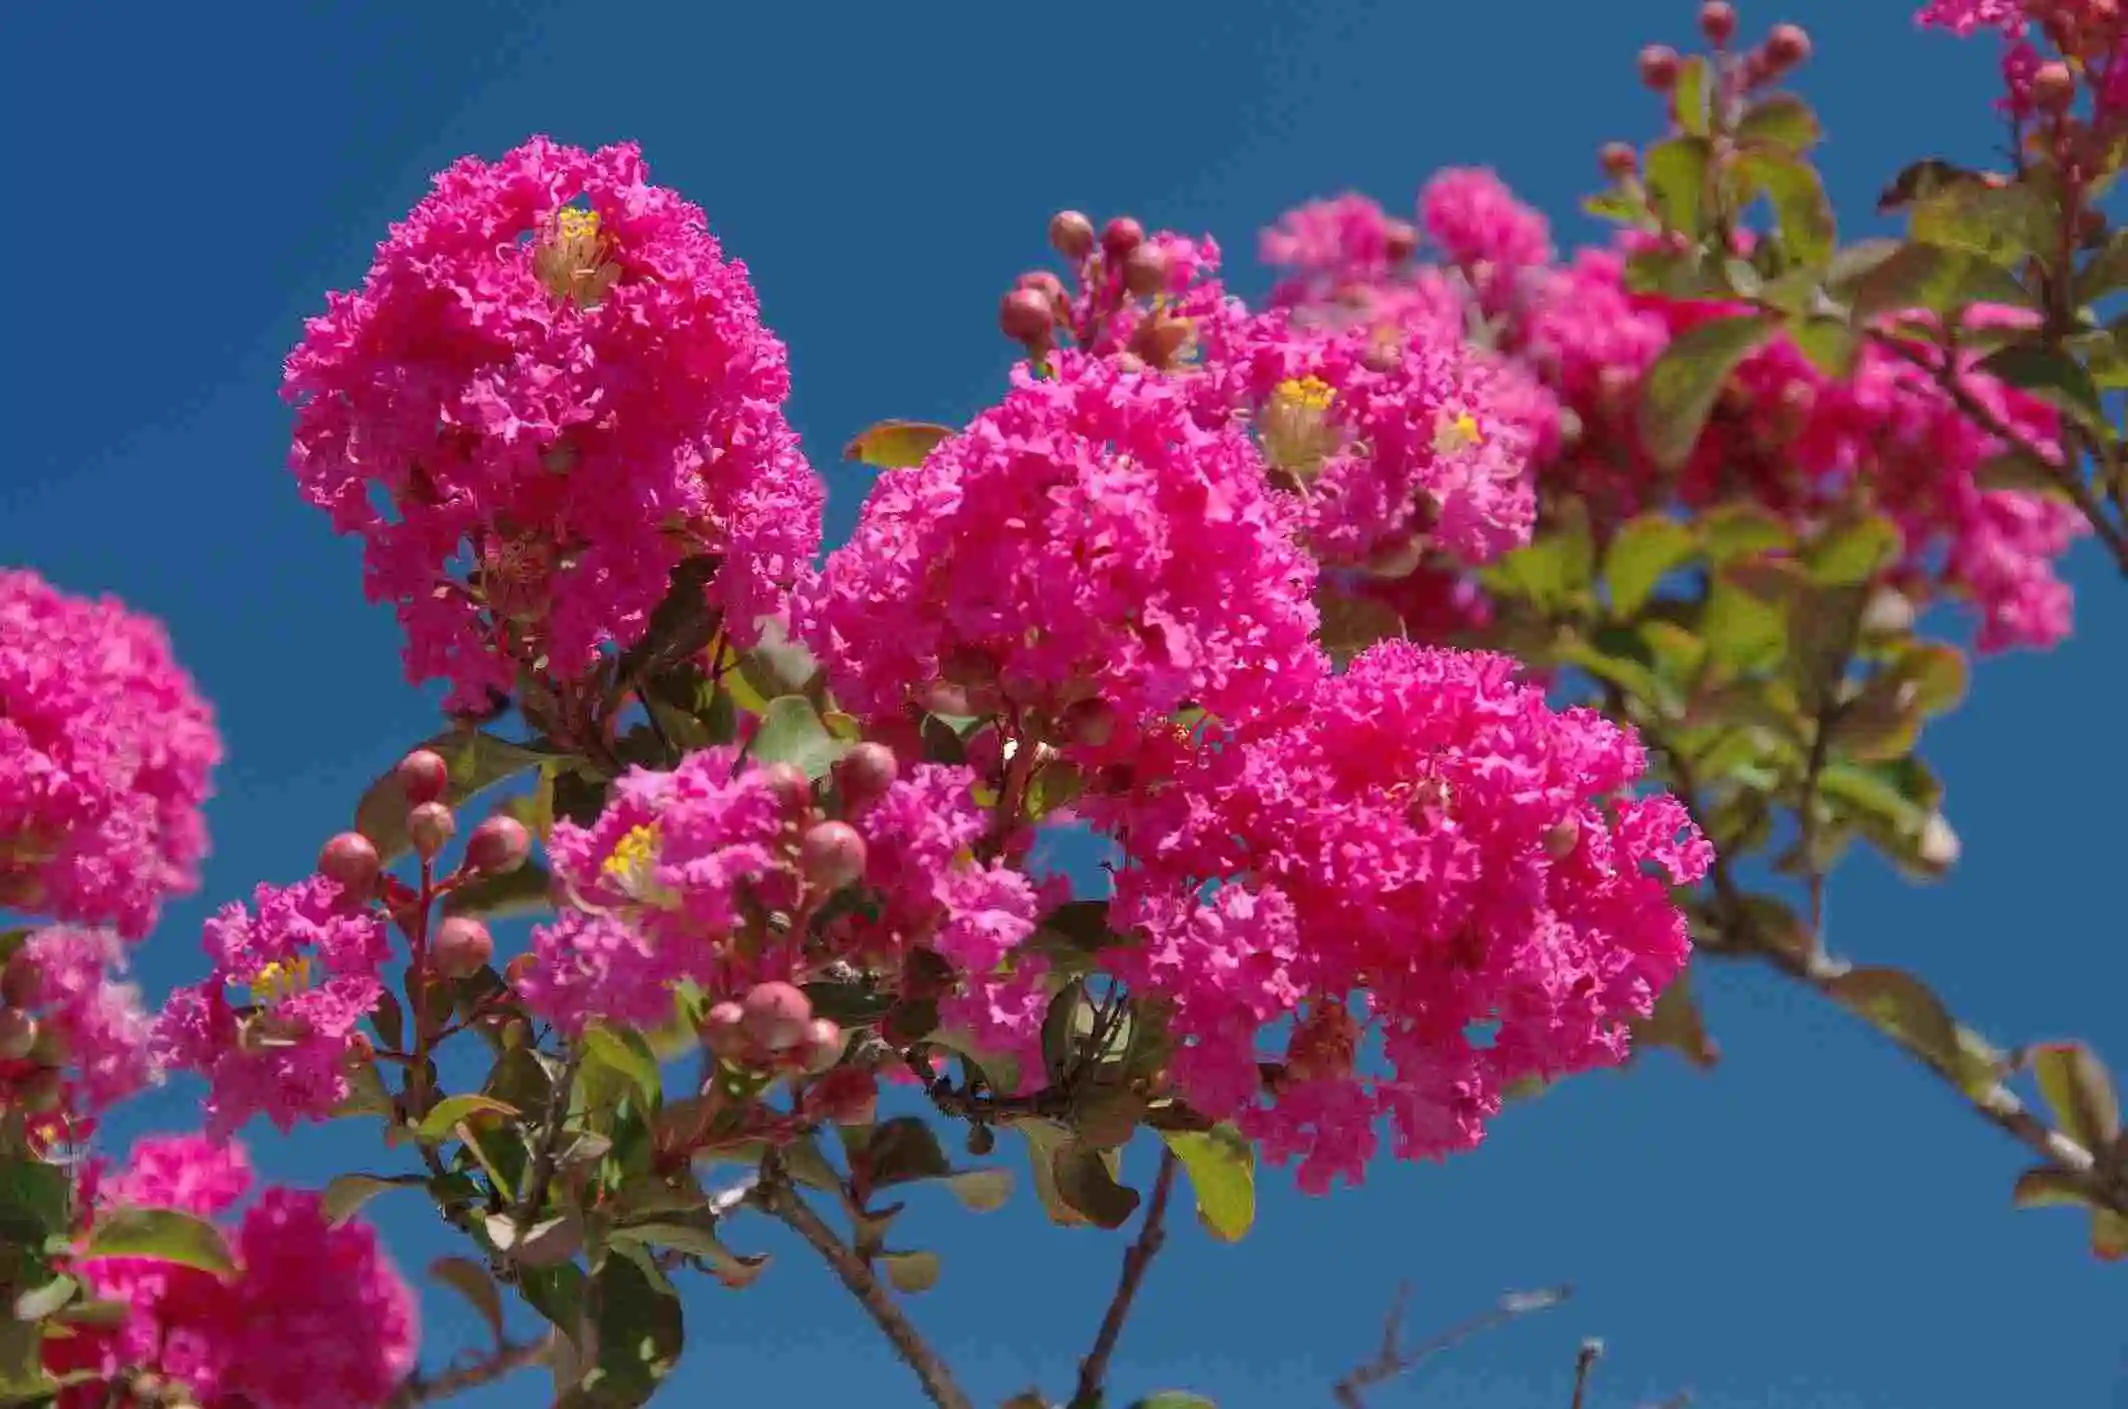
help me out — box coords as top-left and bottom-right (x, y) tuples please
(601, 823), (676, 906)
(247, 957), (314, 1007)
(1259, 376), (1343, 482)
(533, 207), (622, 308)
(1433, 410), (1485, 455)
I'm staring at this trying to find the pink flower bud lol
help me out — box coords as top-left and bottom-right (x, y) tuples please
(800, 821), (868, 892)
(1639, 44), (1681, 90)
(797, 1017), (845, 1074)
(1049, 209), (1096, 260)
(0, 1010), (37, 1062)
(502, 952), (538, 990)
(2033, 61), (2076, 112)
(318, 831), (383, 894)
(465, 815), (532, 875)
(433, 915), (493, 979)
(1764, 23), (1810, 69)
(754, 762), (811, 811)
(395, 749), (451, 806)
(1698, 1), (1737, 45)
(1000, 288), (1056, 345)
(1383, 220), (1419, 262)
(1101, 216), (1145, 260)
(1600, 142), (1639, 179)
(740, 981), (813, 1052)
(834, 742), (899, 810)
(1544, 816), (1582, 860)
(1015, 269), (1067, 308)
(1122, 243), (1168, 297)
(408, 801), (457, 861)
(701, 1000), (750, 1060)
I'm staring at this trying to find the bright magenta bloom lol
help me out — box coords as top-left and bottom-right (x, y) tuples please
(284, 137), (822, 711)
(9, 926), (156, 1116)
(1095, 642), (1710, 1191)
(156, 878), (389, 1134)
(0, 570), (220, 938)
(53, 1135), (416, 1408)
(802, 352), (1322, 743)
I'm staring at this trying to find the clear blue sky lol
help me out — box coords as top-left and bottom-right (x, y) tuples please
(3, 4), (2123, 1406)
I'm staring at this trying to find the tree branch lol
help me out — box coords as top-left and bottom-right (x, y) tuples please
(752, 1168), (974, 1409)
(1332, 1284), (1571, 1408)
(1068, 1147), (1180, 1409)
(387, 1333), (555, 1408)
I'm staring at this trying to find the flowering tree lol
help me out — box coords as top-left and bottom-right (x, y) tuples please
(0, 3), (2121, 1406)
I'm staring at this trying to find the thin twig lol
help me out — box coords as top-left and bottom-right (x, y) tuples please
(387, 1333), (555, 1407)
(1571, 1339), (1603, 1409)
(1332, 1284), (1572, 1408)
(511, 1046), (582, 1228)
(1069, 1148), (1181, 1409)
(752, 1168), (974, 1409)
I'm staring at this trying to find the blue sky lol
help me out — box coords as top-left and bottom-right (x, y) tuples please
(3, 3), (2124, 1406)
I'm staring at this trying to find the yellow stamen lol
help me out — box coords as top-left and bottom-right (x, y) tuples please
(601, 823), (676, 906)
(533, 207), (622, 308)
(1433, 410), (1485, 455)
(1260, 376), (1343, 482)
(247, 956), (314, 1007)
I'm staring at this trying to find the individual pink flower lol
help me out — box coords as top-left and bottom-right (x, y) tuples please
(1419, 167), (1555, 286)
(1095, 642), (1710, 1191)
(0, 570), (220, 939)
(5, 927), (157, 1116)
(801, 352), (1322, 745)
(155, 878), (389, 1134)
(284, 136), (822, 712)
(51, 1134), (416, 1409)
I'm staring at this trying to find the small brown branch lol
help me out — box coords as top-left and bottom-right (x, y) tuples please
(1571, 1339), (1603, 1409)
(753, 1169), (974, 1409)
(511, 1046), (582, 1226)
(1332, 1284), (1572, 1408)
(388, 1333), (555, 1407)
(1069, 1148), (1180, 1409)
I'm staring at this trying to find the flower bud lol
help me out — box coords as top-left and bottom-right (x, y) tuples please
(1000, 288), (1056, 345)
(796, 1017), (845, 1075)
(740, 980), (813, 1052)
(966, 1124), (996, 1157)
(1919, 813), (1962, 871)
(1383, 219), (1419, 262)
(465, 815), (532, 876)
(1122, 243), (1168, 297)
(1698, 1), (1737, 45)
(502, 952), (539, 990)
(0, 956), (40, 1011)
(834, 742), (899, 810)
(408, 801), (457, 861)
(754, 762), (812, 811)
(1544, 816), (1582, 860)
(1600, 142), (1639, 179)
(1764, 23), (1810, 69)
(701, 1000), (750, 1060)
(1639, 44), (1682, 90)
(1100, 216), (1145, 260)
(799, 821), (868, 892)
(432, 915), (493, 979)
(2033, 61), (2076, 113)
(0, 1010), (37, 1062)
(395, 749), (451, 806)
(1049, 209), (1096, 260)
(318, 831), (382, 895)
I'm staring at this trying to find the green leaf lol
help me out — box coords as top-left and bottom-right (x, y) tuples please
(2010, 1167), (2091, 1210)
(944, 1167), (1014, 1213)
(1737, 149), (1835, 268)
(1824, 968), (1997, 1097)
(1051, 1142), (1140, 1230)
(1823, 239), (1905, 299)
(442, 862), (554, 920)
(843, 420), (954, 470)
(861, 1118), (953, 1189)
(1736, 94), (1820, 152)
(2031, 1042), (2121, 1149)
(414, 1093), (519, 1144)
(1701, 560), (1796, 672)
(1973, 450), (2063, 495)
(1701, 505), (1794, 563)
(321, 1172), (426, 1226)
(1584, 179), (1656, 230)
(1788, 317), (1860, 379)
(1631, 969), (1719, 1069)
(609, 1221), (769, 1289)
(354, 730), (554, 864)
(1976, 343), (2106, 428)
(1805, 513), (1902, 586)
(1605, 515), (1698, 618)
(1848, 242), (2028, 321)
(1672, 56), (1711, 137)
(878, 1249), (942, 1294)
(1130, 1396), (1218, 1409)
(485, 1211), (584, 1269)
(1909, 178), (2051, 267)
(751, 695), (848, 780)
(1484, 499), (1596, 612)
(557, 1248), (684, 1408)
(80, 1209), (236, 1277)
(2094, 1209), (2128, 1261)
(1888, 642), (1969, 716)
(1158, 1125), (1256, 1242)
(1315, 582), (1403, 666)
(2076, 225), (2128, 304)
(583, 1023), (663, 1112)
(12, 1275), (76, 1324)
(429, 1256), (506, 1346)
(0, 1160), (71, 1245)
(1644, 137), (1713, 238)
(0, 1319), (52, 1399)
(1637, 314), (1778, 471)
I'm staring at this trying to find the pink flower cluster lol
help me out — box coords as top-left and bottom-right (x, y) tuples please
(1093, 642), (1710, 1191)
(519, 747), (1043, 1063)
(156, 877), (391, 1135)
(5, 927), (156, 1118)
(283, 137), (822, 712)
(1919, 0), (2128, 120)
(801, 353), (1323, 743)
(50, 1135), (417, 1409)
(0, 570), (220, 939)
